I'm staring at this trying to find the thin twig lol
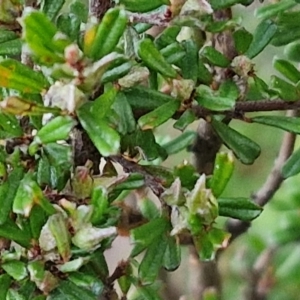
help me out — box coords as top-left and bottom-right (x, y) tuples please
(191, 99), (300, 120)
(127, 12), (170, 27)
(244, 247), (277, 300)
(253, 110), (297, 206)
(226, 110), (298, 240)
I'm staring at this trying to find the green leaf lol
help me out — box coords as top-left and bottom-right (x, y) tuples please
(273, 57), (300, 83)
(120, 0), (169, 13)
(206, 18), (239, 33)
(12, 174), (36, 217)
(0, 30), (18, 43)
(272, 27), (300, 47)
(0, 59), (49, 93)
(118, 265), (132, 295)
(134, 23), (153, 34)
(284, 41), (300, 62)
(91, 187), (109, 225)
(0, 166), (24, 225)
(23, 11), (70, 65)
(218, 197), (262, 221)
(2, 260), (27, 281)
(210, 152), (234, 198)
(48, 213), (71, 262)
(0, 274), (11, 300)
(139, 237), (167, 285)
(282, 147), (300, 178)
(112, 173), (145, 191)
(13, 174), (56, 217)
(42, 0), (65, 21)
(54, 280), (96, 300)
(179, 40), (198, 81)
(130, 217), (169, 257)
(174, 163), (199, 190)
(219, 80), (239, 100)
(77, 104), (120, 157)
(44, 143), (72, 166)
(195, 85), (236, 111)
(138, 198), (160, 220)
(193, 231), (214, 261)
(111, 92), (136, 135)
(138, 38), (177, 78)
(201, 46), (230, 68)
(0, 222), (30, 248)
(245, 20), (277, 59)
(70, 0), (88, 23)
(18, 278), (36, 298)
(0, 38), (21, 56)
(233, 28), (253, 54)
(197, 58), (213, 84)
(155, 26), (181, 49)
(43, 143), (72, 191)
(88, 249), (109, 281)
(91, 88), (117, 119)
(123, 86), (174, 110)
(211, 118), (261, 165)
(6, 289), (26, 300)
(138, 100), (180, 130)
(163, 236), (181, 271)
(68, 272), (104, 296)
(174, 109), (196, 131)
(163, 131), (196, 155)
(57, 14), (81, 41)
(0, 112), (22, 138)
(121, 129), (164, 161)
(101, 61), (134, 84)
(255, 0), (296, 20)
(29, 205), (47, 240)
(34, 116), (77, 144)
(252, 115), (300, 134)
(85, 8), (127, 60)
(270, 75), (299, 101)
(160, 42), (185, 65)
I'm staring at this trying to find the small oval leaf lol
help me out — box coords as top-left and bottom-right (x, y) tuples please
(252, 115), (300, 134)
(218, 197), (262, 221)
(245, 20), (277, 59)
(282, 147), (300, 178)
(211, 118), (261, 165)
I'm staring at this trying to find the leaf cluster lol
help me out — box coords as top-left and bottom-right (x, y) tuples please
(0, 0), (300, 299)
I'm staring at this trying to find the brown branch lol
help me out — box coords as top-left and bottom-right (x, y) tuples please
(244, 247), (277, 300)
(191, 99), (300, 120)
(89, 0), (112, 20)
(127, 11), (170, 27)
(226, 110), (298, 240)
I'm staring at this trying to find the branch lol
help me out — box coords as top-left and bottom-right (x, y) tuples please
(226, 110), (298, 240)
(89, 0), (112, 20)
(253, 112), (297, 206)
(244, 247), (277, 300)
(191, 99), (300, 120)
(127, 11), (170, 27)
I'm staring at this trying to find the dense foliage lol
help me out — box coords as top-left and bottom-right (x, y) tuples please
(1, 0), (300, 299)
